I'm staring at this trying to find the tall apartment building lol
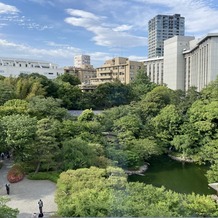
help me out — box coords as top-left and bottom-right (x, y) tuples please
(90, 57), (143, 85)
(148, 14), (185, 58)
(74, 55), (91, 68)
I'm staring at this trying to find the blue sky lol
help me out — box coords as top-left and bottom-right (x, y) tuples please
(0, 0), (218, 67)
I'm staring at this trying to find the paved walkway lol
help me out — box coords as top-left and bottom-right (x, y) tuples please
(0, 159), (58, 218)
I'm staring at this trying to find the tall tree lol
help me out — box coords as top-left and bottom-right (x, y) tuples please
(34, 118), (61, 172)
(0, 81), (15, 105)
(27, 96), (68, 120)
(56, 81), (82, 109)
(56, 73), (81, 86)
(92, 81), (133, 109)
(2, 114), (37, 161)
(129, 70), (156, 101)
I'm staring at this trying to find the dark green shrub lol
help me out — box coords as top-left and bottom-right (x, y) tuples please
(27, 171), (59, 183)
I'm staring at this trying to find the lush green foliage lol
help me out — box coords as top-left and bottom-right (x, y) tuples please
(0, 197), (19, 218)
(1, 72), (218, 216)
(56, 167), (218, 217)
(27, 171), (59, 183)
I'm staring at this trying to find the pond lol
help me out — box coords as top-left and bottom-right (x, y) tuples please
(128, 155), (215, 195)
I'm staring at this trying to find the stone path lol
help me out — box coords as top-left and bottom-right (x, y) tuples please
(0, 159), (58, 218)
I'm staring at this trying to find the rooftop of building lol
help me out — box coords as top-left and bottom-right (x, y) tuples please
(0, 57), (58, 66)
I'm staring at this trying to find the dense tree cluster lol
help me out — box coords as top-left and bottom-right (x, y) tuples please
(56, 167), (218, 217)
(0, 71), (218, 216)
(0, 72), (147, 109)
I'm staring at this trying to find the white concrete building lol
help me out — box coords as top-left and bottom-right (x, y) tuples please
(0, 57), (64, 79)
(144, 57), (164, 85)
(146, 33), (218, 91)
(74, 55), (91, 68)
(163, 36), (194, 90)
(183, 33), (218, 91)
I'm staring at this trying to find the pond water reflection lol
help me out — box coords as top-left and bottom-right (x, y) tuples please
(128, 155), (215, 195)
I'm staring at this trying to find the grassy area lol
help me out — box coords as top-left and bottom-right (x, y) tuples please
(27, 171), (60, 183)
(0, 161), (3, 169)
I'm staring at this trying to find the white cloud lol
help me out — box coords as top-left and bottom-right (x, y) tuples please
(25, 0), (55, 7)
(0, 2), (19, 14)
(66, 9), (100, 20)
(132, 0), (218, 36)
(0, 39), (81, 64)
(65, 9), (147, 48)
(113, 25), (133, 32)
(0, 13), (53, 31)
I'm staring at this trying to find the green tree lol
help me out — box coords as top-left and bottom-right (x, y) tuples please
(27, 96), (68, 120)
(62, 138), (107, 170)
(0, 81), (15, 105)
(55, 167), (218, 217)
(151, 104), (182, 147)
(0, 99), (28, 116)
(56, 81), (82, 109)
(129, 70), (156, 101)
(201, 76), (218, 100)
(138, 86), (173, 124)
(92, 81), (133, 109)
(127, 138), (162, 162)
(2, 114), (37, 162)
(56, 73), (81, 86)
(113, 114), (142, 141)
(23, 73), (59, 97)
(34, 118), (61, 172)
(56, 166), (127, 217)
(206, 161), (218, 183)
(0, 197), (19, 218)
(182, 86), (200, 113)
(14, 77), (46, 99)
(78, 109), (95, 122)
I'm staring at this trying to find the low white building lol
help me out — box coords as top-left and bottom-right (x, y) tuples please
(144, 56), (164, 85)
(0, 57), (64, 79)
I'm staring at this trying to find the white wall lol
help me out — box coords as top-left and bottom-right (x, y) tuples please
(164, 36), (194, 90)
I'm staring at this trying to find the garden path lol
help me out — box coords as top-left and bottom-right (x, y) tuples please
(0, 159), (57, 218)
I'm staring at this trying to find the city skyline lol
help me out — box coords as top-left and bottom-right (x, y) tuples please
(0, 0), (218, 67)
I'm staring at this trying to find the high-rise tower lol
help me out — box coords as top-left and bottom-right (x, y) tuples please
(148, 14), (185, 58)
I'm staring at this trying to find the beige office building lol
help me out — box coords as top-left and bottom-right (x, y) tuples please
(90, 57), (143, 85)
(64, 65), (96, 84)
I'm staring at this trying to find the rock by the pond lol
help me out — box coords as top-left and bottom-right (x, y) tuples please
(125, 164), (148, 176)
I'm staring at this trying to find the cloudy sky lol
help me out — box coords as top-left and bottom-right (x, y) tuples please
(0, 0), (218, 67)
